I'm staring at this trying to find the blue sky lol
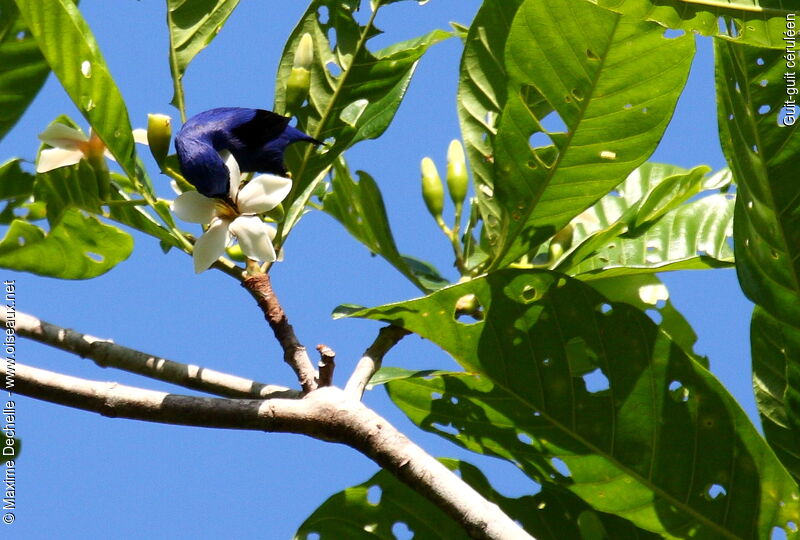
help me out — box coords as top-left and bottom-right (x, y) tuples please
(0, 1), (755, 538)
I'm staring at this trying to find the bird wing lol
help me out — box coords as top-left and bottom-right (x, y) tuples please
(230, 109), (292, 150)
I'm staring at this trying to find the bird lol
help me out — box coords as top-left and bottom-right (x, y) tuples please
(175, 107), (321, 198)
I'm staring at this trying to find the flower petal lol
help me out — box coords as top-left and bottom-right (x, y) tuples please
(192, 218), (230, 273)
(236, 174), (292, 214)
(132, 128), (149, 145)
(220, 150), (242, 199)
(172, 191), (217, 224)
(36, 148), (84, 173)
(229, 216), (276, 263)
(265, 224), (285, 262)
(38, 123), (87, 149)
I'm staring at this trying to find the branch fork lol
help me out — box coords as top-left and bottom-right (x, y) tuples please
(7, 274), (533, 540)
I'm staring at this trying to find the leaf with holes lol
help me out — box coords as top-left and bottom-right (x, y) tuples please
(716, 38), (800, 474)
(294, 459), (470, 539)
(587, 0), (793, 49)
(490, 0), (694, 269)
(0, 159), (37, 224)
(569, 193), (735, 279)
(0, 208), (132, 279)
(15, 0), (142, 185)
(296, 456), (658, 540)
(752, 307), (800, 484)
(273, 1), (449, 243)
(0, 0), (49, 143)
(321, 158), (445, 292)
(347, 269), (800, 538)
(553, 163), (734, 278)
(456, 0), (527, 249)
(167, 0), (240, 118)
(586, 274), (705, 367)
(717, 40), (800, 330)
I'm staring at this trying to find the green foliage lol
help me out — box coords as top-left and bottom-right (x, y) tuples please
(273, 0), (450, 245)
(490, 0), (694, 269)
(586, 0), (793, 48)
(457, 0), (524, 250)
(167, 0), (241, 119)
(752, 308), (800, 483)
(294, 459), (470, 539)
(346, 270), (800, 537)
(0, 0), (49, 142)
(0, 208), (132, 279)
(716, 38), (800, 488)
(296, 457), (662, 539)
(558, 164), (735, 279)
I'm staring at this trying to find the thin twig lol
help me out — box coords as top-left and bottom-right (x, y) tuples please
(316, 344), (335, 387)
(345, 325), (410, 399)
(5, 362), (533, 540)
(241, 273), (318, 393)
(2, 309), (296, 399)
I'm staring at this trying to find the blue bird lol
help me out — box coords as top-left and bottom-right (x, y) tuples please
(175, 107), (320, 198)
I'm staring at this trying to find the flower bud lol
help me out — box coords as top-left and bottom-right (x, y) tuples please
(285, 33), (313, 112)
(446, 139), (468, 206)
(293, 33), (314, 71)
(147, 113), (172, 166)
(420, 157), (444, 218)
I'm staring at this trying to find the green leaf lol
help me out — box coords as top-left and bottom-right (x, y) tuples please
(553, 164), (734, 278)
(752, 307), (800, 483)
(348, 270), (800, 537)
(0, 159), (35, 200)
(294, 460), (469, 539)
(296, 457), (659, 540)
(0, 0), (49, 142)
(321, 158), (442, 292)
(716, 37), (800, 473)
(0, 208), (132, 279)
(456, 0), (526, 248)
(491, 0), (694, 269)
(15, 0), (140, 182)
(273, 1), (449, 241)
(167, 0), (240, 120)
(570, 193), (735, 279)
(0, 159), (39, 225)
(587, 0), (794, 49)
(585, 274), (704, 366)
(104, 185), (179, 248)
(632, 164), (711, 228)
(717, 40), (800, 329)
(34, 160), (102, 227)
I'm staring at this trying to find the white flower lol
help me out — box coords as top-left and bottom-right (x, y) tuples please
(172, 151), (291, 273)
(36, 123), (114, 173)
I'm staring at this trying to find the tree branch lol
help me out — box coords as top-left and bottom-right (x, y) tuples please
(316, 344), (335, 387)
(6, 362), (533, 540)
(2, 309), (296, 400)
(242, 273), (318, 393)
(345, 325), (410, 399)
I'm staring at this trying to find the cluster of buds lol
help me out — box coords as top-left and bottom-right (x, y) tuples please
(420, 139), (471, 275)
(420, 140), (468, 225)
